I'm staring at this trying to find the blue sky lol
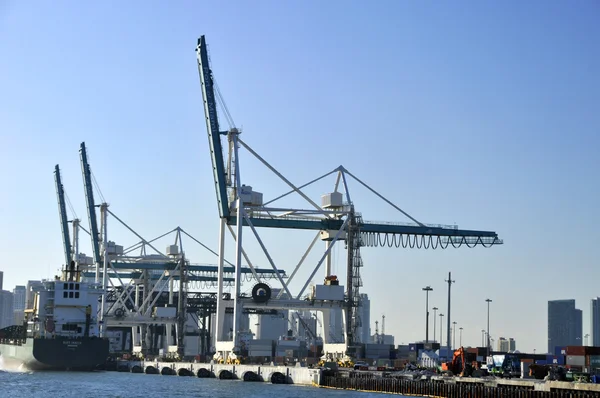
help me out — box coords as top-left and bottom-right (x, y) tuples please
(1, 1), (598, 352)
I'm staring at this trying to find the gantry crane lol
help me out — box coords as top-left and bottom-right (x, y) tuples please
(196, 35), (502, 363)
(74, 142), (287, 356)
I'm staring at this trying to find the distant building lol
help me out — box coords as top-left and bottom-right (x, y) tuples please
(25, 280), (43, 309)
(591, 298), (600, 346)
(496, 337), (516, 352)
(497, 337), (509, 352)
(12, 285), (26, 325)
(0, 290), (14, 328)
(548, 299), (582, 353)
(358, 293), (371, 344)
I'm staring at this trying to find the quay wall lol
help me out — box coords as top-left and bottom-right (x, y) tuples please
(119, 360), (320, 386)
(322, 374), (600, 397)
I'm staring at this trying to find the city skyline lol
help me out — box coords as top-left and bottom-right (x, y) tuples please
(1, 2), (598, 353)
(4, 267), (600, 353)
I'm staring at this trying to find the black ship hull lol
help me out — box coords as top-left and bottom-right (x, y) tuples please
(0, 337), (109, 371)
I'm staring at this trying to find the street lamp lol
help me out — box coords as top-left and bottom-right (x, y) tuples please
(439, 313), (444, 347)
(481, 329), (485, 347)
(485, 298), (492, 355)
(423, 286), (433, 343)
(452, 321), (457, 349)
(459, 327), (463, 347)
(432, 307), (439, 343)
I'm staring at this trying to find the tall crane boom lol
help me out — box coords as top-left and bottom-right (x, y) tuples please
(196, 35), (230, 220)
(79, 142), (101, 271)
(54, 165), (72, 266)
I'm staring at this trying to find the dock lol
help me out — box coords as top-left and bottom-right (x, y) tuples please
(109, 361), (600, 397)
(112, 360), (320, 385)
(322, 371), (600, 397)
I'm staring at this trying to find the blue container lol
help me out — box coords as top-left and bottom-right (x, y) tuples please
(409, 343), (417, 352)
(555, 346), (567, 356)
(546, 355), (565, 365)
(552, 355), (565, 365)
(535, 360), (547, 365)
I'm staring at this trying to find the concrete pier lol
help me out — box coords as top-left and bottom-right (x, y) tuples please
(119, 361), (321, 386)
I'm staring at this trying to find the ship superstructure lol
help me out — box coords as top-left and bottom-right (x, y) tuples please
(0, 263), (109, 370)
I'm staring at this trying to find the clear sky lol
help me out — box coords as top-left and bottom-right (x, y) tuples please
(1, 1), (598, 353)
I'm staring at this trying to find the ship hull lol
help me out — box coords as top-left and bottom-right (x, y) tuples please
(0, 337), (109, 371)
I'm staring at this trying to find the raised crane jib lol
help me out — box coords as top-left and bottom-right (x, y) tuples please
(196, 35), (230, 220)
(79, 142), (102, 266)
(54, 165), (72, 266)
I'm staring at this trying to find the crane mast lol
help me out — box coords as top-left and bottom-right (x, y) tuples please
(54, 165), (72, 266)
(79, 142), (101, 282)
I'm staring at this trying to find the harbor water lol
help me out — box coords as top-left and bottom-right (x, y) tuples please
(0, 370), (399, 398)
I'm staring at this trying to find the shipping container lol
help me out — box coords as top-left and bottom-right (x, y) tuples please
(249, 350), (273, 357)
(566, 346), (586, 356)
(535, 360), (547, 365)
(587, 347), (600, 356)
(589, 355), (600, 368)
(546, 355), (566, 365)
(556, 356), (566, 365)
(555, 346), (567, 356)
(409, 343), (417, 352)
(567, 355), (586, 366)
(423, 343), (440, 351)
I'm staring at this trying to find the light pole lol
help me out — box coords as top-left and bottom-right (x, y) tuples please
(445, 272), (455, 355)
(481, 329), (485, 347)
(486, 298), (492, 355)
(439, 313), (444, 347)
(432, 307), (439, 343)
(585, 334), (590, 346)
(459, 327), (463, 347)
(423, 286), (433, 343)
(452, 321), (457, 349)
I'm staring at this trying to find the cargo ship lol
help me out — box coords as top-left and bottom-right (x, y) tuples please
(0, 262), (109, 370)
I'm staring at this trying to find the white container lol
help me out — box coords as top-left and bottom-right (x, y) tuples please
(314, 284), (344, 301)
(567, 355), (585, 366)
